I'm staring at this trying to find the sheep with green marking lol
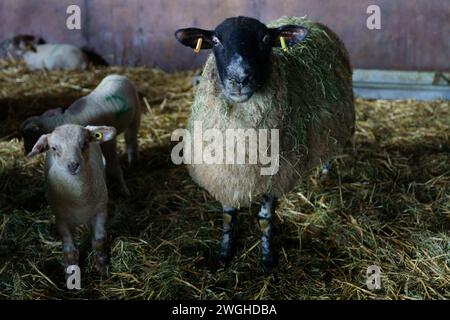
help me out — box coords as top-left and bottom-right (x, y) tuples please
(21, 74), (141, 196)
(175, 16), (355, 269)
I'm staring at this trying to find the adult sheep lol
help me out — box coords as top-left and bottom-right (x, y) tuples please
(175, 16), (355, 269)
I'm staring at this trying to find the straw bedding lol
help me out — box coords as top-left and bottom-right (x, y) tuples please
(0, 60), (448, 299)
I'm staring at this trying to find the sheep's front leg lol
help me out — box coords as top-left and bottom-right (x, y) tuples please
(218, 206), (238, 265)
(57, 222), (78, 269)
(101, 139), (130, 196)
(257, 194), (277, 270)
(91, 211), (109, 277)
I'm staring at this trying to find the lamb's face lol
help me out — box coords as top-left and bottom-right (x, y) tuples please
(2, 35), (42, 56)
(27, 124), (116, 176)
(47, 125), (92, 175)
(175, 17), (309, 103)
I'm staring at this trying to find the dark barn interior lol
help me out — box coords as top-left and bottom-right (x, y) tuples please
(0, 0), (448, 300)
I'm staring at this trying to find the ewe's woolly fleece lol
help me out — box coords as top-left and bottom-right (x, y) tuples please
(187, 16), (355, 207)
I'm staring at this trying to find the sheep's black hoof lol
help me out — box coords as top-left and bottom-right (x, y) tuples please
(217, 207), (237, 267)
(217, 244), (235, 267)
(217, 228), (237, 267)
(258, 194), (277, 272)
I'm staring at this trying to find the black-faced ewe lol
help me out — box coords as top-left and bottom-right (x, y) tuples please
(175, 16), (355, 269)
(2, 35), (88, 70)
(27, 124), (116, 276)
(21, 75), (141, 196)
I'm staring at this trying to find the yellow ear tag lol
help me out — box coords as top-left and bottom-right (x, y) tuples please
(280, 36), (288, 52)
(94, 132), (103, 141)
(194, 37), (203, 54)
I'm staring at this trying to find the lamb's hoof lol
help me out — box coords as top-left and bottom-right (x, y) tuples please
(95, 260), (110, 278)
(63, 251), (79, 268)
(319, 162), (331, 180)
(95, 253), (110, 278)
(96, 263), (110, 278)
(120, 184), (131, 197)
(128, 158), (139, 170)
(261, 251), (278, 273)
(217, 252), (233, 267)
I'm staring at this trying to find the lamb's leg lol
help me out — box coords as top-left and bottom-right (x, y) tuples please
(257, 194), (277, 270)
(320, 161), (331, 177)
(124, 125), (139, 167)
(91, 211), (109, 277)
(57, 222), (78, 269)
(218, 206), (238, 265)
(101, 139), (130, 196)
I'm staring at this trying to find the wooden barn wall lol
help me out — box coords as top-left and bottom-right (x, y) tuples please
(0, 0), (448, 72)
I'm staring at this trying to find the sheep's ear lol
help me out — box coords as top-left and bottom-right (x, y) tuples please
(269, 25), (309, 48)
(86, 126), (116, 144)
(43, 108), (63, 117)
(26, 43), (37, 52)
(175, 28), (214, 50)
(27, 134), (50, 158)
(18, 40), (36, 52)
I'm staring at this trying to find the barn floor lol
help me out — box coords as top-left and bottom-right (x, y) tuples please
(0, 61), (448, 299)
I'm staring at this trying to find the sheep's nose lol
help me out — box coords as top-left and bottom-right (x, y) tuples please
(67, 162), (80, 175)
(228, 70), (254, 87)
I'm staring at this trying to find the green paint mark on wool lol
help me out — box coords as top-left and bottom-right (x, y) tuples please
(105, 94), (131, 119)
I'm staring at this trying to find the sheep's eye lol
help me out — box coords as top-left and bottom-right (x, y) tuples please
(262, 34), (271, 45)
(212, 36), (221, 46)
(51, 146), (57, 151)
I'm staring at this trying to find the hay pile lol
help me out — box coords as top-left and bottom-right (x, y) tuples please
(0, 60), (449, 299)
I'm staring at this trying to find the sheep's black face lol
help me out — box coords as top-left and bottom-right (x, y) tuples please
(175, 17), (309, 103)
(211, 18), (271, 103)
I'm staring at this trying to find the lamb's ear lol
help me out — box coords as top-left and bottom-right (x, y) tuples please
(174, 28), (214, 50)
(269, 25), (309, 48)
(43, 108), (63, 117)
(20, 119), (41, 134)
(26, 43), (37, 53)
(86, 126), (116, 144)
(18, 40), (37, 53)
(27, 134), (50, 158)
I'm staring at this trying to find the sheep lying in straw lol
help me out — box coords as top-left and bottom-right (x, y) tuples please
(0, 35), (46, 58)
(10, 42), (88, 70)
(175, 16), (355, 269)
